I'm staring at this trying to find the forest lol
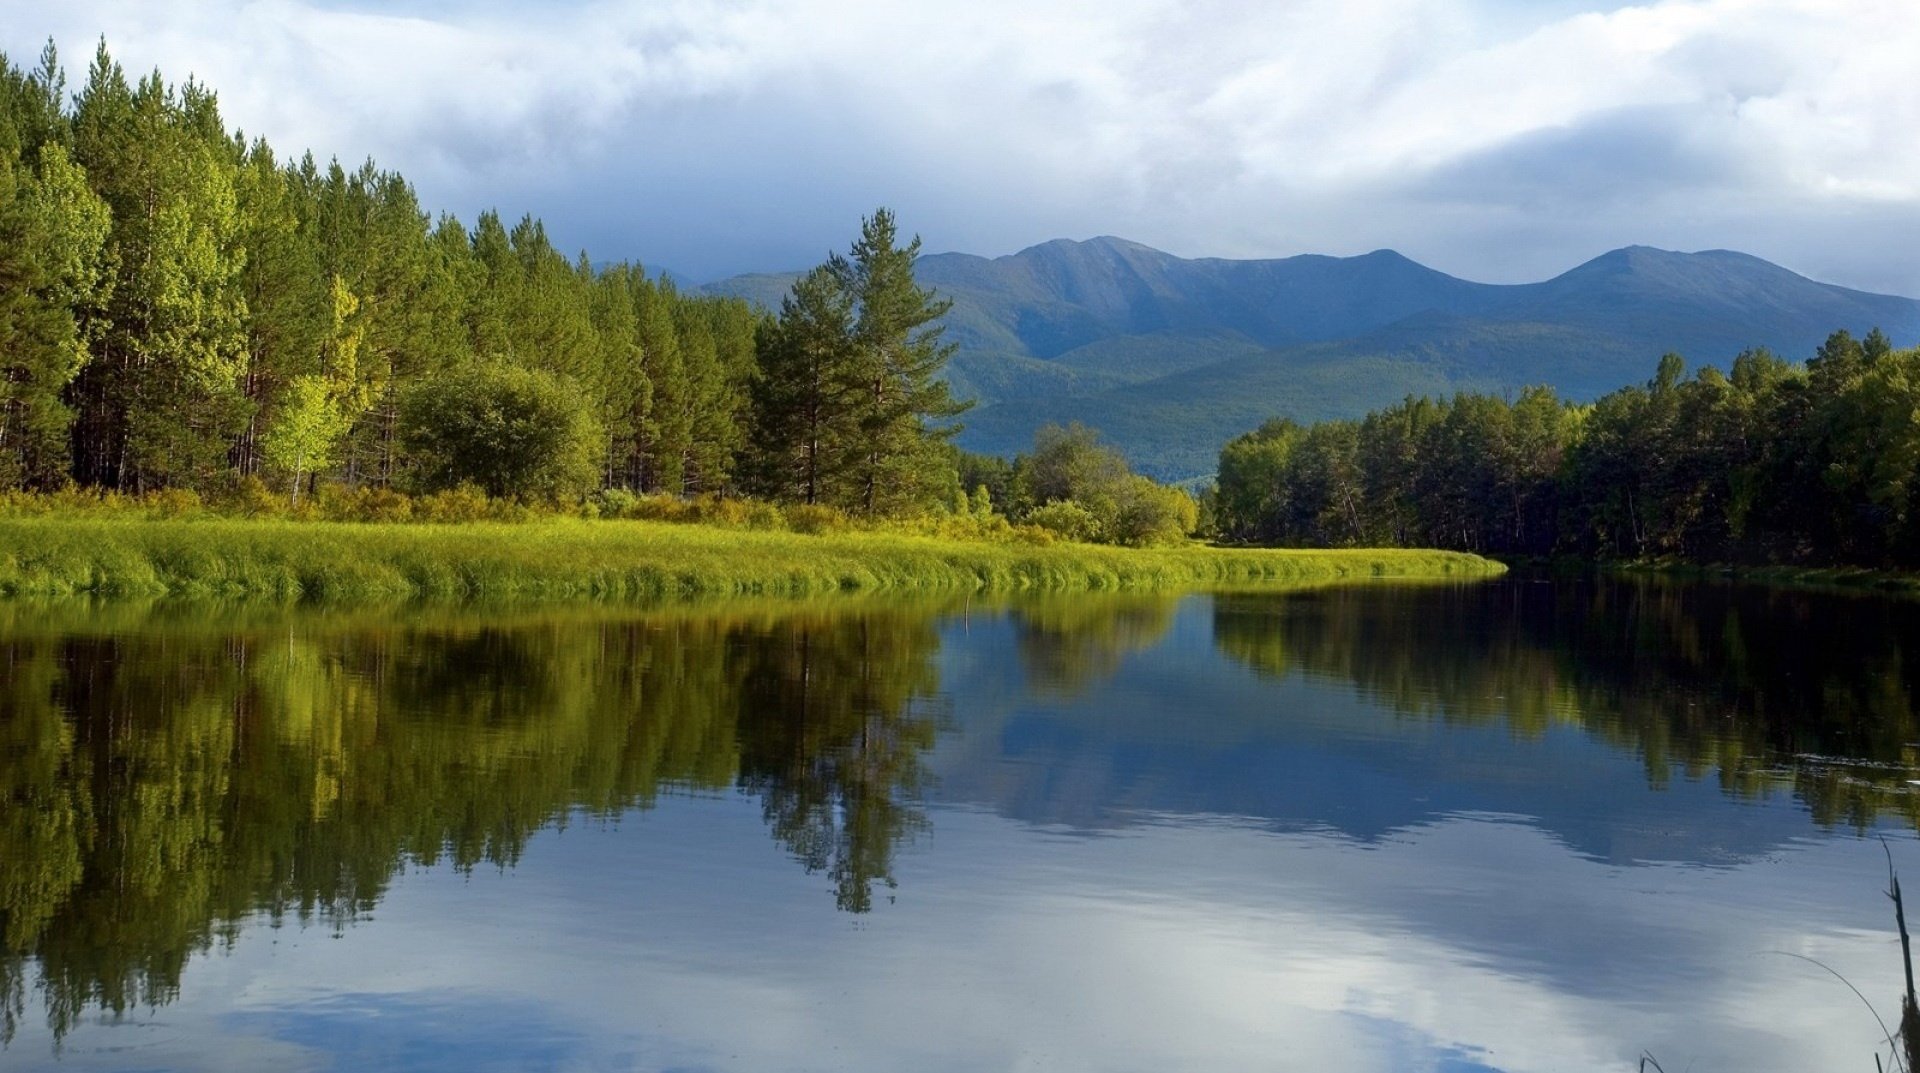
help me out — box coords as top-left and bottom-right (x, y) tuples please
(1213, 328), (1920, 568)
(0, 42), (1200, 547)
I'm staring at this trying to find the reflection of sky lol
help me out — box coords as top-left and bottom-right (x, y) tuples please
(932, 598), (1838, 867)
(14, 594), (1920, 1071)
(21, 806), (1913, 1073)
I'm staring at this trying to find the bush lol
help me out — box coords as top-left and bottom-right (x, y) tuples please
(1110, 476), (1199, 547)
(785, 503), (851, 535)
(215, 475), (288, 519)
(400, 362), (602, 500)
(1026, 499), (1103, 543)
(593, 488), (641, 519)
(144, 488), (205, 520)
(415, 484), (492, 524)
(316, 484), (414, 523)
(740, 500), (788, 531)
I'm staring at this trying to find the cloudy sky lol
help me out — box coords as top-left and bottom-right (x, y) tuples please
(4, 0), (1917, 293)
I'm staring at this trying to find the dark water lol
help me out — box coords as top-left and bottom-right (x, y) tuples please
(5, 578), (1920, 1072)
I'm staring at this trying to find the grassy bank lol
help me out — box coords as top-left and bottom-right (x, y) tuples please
(0, 516), (1503, 602)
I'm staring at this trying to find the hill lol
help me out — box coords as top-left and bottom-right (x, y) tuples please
(705, 240), (1920, 480)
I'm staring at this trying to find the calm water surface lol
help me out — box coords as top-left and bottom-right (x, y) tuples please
(4, 578), (1920, 1071)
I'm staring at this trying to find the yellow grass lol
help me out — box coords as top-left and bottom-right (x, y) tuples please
(0, 515), (1504, 602)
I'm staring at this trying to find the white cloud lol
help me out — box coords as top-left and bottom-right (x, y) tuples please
(4, 0), (1918, 291)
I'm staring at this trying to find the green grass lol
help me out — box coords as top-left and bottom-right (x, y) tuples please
(0, 515), (1504, 602)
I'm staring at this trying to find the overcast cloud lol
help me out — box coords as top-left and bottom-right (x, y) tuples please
(4, 0), (1917, 292)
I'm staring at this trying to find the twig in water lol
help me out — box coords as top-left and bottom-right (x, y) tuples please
(1886, 838), (1920, 1073)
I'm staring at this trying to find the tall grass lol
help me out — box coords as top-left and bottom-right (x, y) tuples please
(0, 515), (1503, 602)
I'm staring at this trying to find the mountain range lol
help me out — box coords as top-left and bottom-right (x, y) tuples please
(704, 238), (1920, 480)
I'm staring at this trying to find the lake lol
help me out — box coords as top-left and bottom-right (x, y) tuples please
(3, 577), (1918, 1071)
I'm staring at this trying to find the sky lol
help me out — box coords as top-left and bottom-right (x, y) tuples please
(3, 0), (1918, 294)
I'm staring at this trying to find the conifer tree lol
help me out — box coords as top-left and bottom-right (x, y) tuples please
(69, 47), (249, 490)
(747, 264), (857, 504)
(231, 139), (327, 476)
(674, 299), (743, 492)
(828, 208), (967, 516)
(632, 276), (689, 491)
(586, 263), (645, 487)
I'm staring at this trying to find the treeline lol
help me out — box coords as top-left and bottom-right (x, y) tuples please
(0, 41), (988, 518)
(1215, 329), (1920, 566)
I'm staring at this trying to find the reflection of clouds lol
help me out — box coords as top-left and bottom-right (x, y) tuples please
(10, 592), (1917, 1070)
(934, 601), (1827, 870)
(15, 803), (1910, 1072)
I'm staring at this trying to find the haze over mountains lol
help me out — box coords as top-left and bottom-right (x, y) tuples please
(706, 238), (1920, 480)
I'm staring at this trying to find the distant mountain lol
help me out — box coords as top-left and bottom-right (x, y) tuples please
(705, 239), (1920, 480)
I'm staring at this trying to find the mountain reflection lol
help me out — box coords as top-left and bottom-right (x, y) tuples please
(0, 602), (945, 1042)
(1213, 577), (1920, 830)
(10, 579), (1920, 1048)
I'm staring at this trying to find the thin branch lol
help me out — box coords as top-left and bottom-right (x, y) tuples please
(1764, 950), (1904, 1072)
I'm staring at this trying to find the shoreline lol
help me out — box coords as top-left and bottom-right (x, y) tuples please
(1508, 556), (1920, 596)
(0, 516), (1505, 603)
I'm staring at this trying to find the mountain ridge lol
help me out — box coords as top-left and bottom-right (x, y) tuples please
(703, 239), (1920, 479)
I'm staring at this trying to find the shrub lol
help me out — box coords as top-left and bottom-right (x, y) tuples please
(1026, 499), (1103, 543)
(1110, 476), (1199, 547)
(740, 500), (788, 531)
(316, 484), (415, 523)
(215, 475), (288, 519)
(416, 484), (492, 524)
(785, 503), (851, 534)
(144, 488), (205, 520)
(625, 494), (696, 523)
(400, 362), (602, 500)
(594, 488), (641, 519)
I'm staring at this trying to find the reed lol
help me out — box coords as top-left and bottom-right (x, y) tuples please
(0, 515), (1503, 602)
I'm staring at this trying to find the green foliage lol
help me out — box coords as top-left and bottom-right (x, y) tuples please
(747, 264), (857, 504)
(830, 208), (970, 516)
(1110, 474), (1199, 547)
(1026, 499), (1103, 542)
(784, 503), (852, 535)
(69, 50), (251, 490)
(997, 422), (1198, 546)
(0, 42), (776, 505)
(400, 362), (601, 500)
(743, 209), (970, 516)
(0, 45), (982, 511)
(259, 374), (350, 504)
(1216, 330), (1920, 570)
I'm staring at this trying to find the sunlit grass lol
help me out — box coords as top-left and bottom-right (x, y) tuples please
(0, 515), (1503, 601)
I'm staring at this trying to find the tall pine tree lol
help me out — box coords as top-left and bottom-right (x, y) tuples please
(746, 264), (857, 504)
(830, 208), (967, 516)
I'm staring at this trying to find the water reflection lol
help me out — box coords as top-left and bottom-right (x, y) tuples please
(0, 601), (947, 1042)
(1214, 578), (1920, 829)
(1008, 595), (1179, 696)
(6, 580), (1920, 1067)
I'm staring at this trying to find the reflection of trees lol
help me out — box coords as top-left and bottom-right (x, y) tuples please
(0, 602), (945, 1043)
(1214, 579), (1920, 830)
(1009, 595), (1179, 696)
(735, 612), (944, 912)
